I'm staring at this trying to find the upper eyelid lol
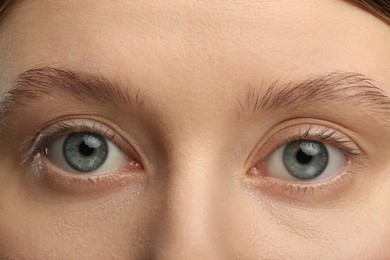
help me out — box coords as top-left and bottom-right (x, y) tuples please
(280, 128), (363, 157)
(247, 124), (365, 169)
(21, 119), (134, 167)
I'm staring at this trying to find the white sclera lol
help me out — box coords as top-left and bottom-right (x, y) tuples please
(45, 134), (128, 174)
(265, 142), (347, 181)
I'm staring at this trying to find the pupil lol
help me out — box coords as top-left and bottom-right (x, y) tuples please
(79, 141), (95, 157)
(296, 149), (312, 164)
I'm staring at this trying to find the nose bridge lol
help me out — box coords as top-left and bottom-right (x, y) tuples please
(155, 148), (228, 259)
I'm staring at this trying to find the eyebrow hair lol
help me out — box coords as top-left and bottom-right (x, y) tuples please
(0, 67), (145, 130)
(1, 68), (389, 134)
(237, 71), (390, 121)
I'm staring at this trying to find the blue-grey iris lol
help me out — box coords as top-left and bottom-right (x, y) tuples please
(63, 132), (108, 173)
(282, 140), (328, 180)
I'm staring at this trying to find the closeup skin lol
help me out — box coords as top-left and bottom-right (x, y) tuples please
(0, 0), (390, 259)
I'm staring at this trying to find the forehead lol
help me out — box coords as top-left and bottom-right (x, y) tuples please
(0, 0), (389, 87)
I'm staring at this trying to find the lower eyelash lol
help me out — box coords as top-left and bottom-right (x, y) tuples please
(245, 167), (355, 204)
(32, 152), (145, 195)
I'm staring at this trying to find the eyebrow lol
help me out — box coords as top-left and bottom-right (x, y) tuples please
(0, 68), (389, 133)
(0, 67), (145, 129)
(237, 71), (390, 121)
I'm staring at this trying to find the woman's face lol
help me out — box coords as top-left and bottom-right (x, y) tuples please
(0, 0), (389, 258)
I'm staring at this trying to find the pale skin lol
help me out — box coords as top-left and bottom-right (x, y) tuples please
(0, 0), (390, 259)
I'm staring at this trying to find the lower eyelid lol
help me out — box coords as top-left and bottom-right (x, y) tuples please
(244, 165), (354, 204)
(34, 152), (145, 195)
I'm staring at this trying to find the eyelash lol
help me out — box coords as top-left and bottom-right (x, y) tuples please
(246, 124), (365, 200)
(25, 120), (121, 162)
(24, 120), (363, 199)
(22, 119), (144, 191)
(279, 125), (363, 158)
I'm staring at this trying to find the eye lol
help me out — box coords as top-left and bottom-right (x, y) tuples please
(262, 140), (347, 181)
(45, 132), (128, 174)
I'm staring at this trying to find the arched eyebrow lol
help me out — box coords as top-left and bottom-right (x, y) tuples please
(0, 68), (390, 132)
(0, 67), (145, 130)
(5, 67), (145, 108)
(237, 71), (390, 122)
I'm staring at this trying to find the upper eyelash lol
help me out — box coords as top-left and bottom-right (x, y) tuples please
(21, 120), (118, 166)
(279, 125), (364, 158)
(24, 122), (363, 172)
(53, 121), (116, 139)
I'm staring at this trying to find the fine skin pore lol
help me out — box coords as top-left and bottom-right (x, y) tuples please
(0, 0), (390, 259)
